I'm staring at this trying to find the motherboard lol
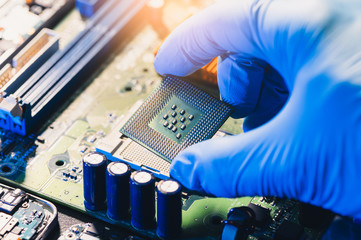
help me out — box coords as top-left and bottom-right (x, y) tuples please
(0, 0), (333, 239)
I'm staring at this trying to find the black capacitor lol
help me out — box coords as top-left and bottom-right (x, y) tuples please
(156, 180), (182, 239)
(83, 152), (107, 211)
(106, 161), (131, 220)
(130, 170), (156, 230)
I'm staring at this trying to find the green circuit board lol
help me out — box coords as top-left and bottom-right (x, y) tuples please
(0, 1), (327, 239)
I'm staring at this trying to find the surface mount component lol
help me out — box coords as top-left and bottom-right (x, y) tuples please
(58, 222), (147, 240)
(120, 75), (233, 162)
(0, 188), (26, 214)
(0, 183), (57, 240)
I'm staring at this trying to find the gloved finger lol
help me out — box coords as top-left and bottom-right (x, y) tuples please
(170, 111), (291, 197)
(154, 0), (327, 86)
(243, 65), (289, 131)
(154, 0), (264, 77)
(217, 56), (289, 122)
(217, 55), (266, 118)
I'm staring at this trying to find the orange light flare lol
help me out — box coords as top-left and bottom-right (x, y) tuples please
(146, 0), (169, 39)
(149, 0), (218, 87)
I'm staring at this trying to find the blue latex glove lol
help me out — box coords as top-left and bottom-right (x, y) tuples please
(154, 0), (361, 219)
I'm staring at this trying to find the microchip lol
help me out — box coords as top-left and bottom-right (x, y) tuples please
(120, 75), (233, 162)
(11, 226), (23, 235)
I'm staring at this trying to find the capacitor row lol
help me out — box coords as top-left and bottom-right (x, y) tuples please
(82, 152), (182, 240)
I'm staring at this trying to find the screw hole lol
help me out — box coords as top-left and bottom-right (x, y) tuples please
(56, 160), (65, 166)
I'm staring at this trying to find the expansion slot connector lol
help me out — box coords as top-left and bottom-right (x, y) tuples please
(0, 28), (60, 93)
(0, 0), (73, 70)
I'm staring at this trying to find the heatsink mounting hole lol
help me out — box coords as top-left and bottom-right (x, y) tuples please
(56, 160), (65, 166)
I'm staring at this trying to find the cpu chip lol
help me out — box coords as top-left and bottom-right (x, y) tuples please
(120, 75), (233, 162)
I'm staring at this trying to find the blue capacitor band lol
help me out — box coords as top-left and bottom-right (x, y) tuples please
(83, 152), (107, 211)
(130, 170), (156, 230)
(156, 180), (182, 239)
(106, 161), (131, 220)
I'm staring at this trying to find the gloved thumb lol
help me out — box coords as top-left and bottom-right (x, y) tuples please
(170, 113), (290, 198)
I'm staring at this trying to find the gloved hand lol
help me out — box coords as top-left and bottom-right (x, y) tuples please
(154, 0), (361, 219)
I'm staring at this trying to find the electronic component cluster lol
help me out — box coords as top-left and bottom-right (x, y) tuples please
(59, 222), (146, 240)
(0, 183), (57, 239)
(83, 152), (182, 240)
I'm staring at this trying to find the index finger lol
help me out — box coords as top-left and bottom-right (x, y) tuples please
(154, 0), (261, 76)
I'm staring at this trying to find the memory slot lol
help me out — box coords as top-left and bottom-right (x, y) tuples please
(0, 0), (74, 70)
(0, 25), (60, 91)
(8, 0), (118, 97)
(22, 0), (130, 105)
(32, 0), (146, 115)
(1, 0), (146, 135)
(0, 28), (59, 132)
(0, 28), (60, 93)
(13, 29), (56, 70)
(23, 26), (107, 103)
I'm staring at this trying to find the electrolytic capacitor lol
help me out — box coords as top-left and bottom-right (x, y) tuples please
(106, 161), (131, 220)
(130, 170), (156, 230)
(156, 180), (182, 239)
(83, 152), (107, 211)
